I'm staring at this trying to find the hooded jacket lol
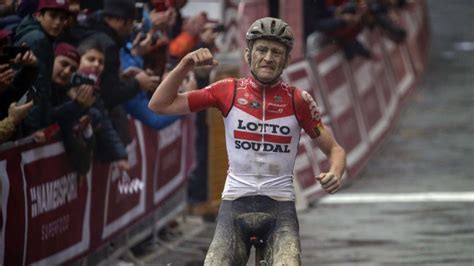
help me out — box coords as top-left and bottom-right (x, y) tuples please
(62, 11), (140, 109)
(13, 14), (55, 134)
(61, 11), (142, 144)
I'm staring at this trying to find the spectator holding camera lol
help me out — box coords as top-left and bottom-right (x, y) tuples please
(50, 42), (94, 123)
(148, 0), (188, 39)
(49, 42), (95, 173)
(76, 38), (129, 171)
(0, 29), (38, 143)
(50, 40), (128, 174)
(62, 0), (160, 146)
(308, 0), (371, 60)
(12, 0), (70, 135)
(120, 39), (184, 130)
(362, 0), (407, 43)
(307, 0), (407, 60)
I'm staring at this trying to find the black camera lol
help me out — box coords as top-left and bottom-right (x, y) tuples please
(0, 46), (30, 64)
(70, 72), (97, 87)
(136, 29), (164, 44)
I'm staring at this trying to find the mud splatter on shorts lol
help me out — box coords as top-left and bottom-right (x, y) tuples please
(204, 195), (301, 265)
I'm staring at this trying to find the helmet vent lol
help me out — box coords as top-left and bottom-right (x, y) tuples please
(278, 26), (286, 37)
(270, 20), (276, 34)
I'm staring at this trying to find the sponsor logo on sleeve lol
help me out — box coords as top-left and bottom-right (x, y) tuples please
(302, 91), (321, 121)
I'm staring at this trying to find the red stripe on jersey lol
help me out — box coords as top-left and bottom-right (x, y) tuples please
(234, 130), (291, 144)
(234, 130), (262, 142)
(264, 134), (292, 144)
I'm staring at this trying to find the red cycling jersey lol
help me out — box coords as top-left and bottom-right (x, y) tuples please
(187, 77), (324, 201)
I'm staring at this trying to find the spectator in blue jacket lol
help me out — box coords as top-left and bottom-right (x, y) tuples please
(120, 28), (184, 130)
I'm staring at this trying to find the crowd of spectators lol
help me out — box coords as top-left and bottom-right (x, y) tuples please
(305, 0), (410, 60)
(0, 0), (222, 206)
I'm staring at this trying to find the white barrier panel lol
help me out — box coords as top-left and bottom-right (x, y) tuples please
(381, 35), (416, 102)
(349, 55), (391, 146)
(401, 5), (424, 75)
(366, 30), (399, 120)
(310, 46), (370, 177)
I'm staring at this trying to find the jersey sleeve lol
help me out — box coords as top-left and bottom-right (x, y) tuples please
(187, 78), (235, 115)
(293, 88), (325, 138)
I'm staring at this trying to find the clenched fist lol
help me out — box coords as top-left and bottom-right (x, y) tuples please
(182, 48), (219, 68)
(316, 172), (341, 194)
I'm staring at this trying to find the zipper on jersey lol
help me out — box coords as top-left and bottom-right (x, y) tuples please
(257, 88), (266, 195)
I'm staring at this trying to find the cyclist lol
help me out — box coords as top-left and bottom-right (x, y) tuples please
(149, 17), (346, 266)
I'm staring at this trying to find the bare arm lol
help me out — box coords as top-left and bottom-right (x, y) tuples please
(148, 48), (218, 115)
(313, 129), (347, 193)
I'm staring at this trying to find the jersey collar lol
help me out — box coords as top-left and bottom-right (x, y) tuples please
(248, 76), (283, 93)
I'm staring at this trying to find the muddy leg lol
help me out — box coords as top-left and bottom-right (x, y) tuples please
(204, 201), (249, 266)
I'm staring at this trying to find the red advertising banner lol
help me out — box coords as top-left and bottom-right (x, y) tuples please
(153, 121), (187, 205)
(100, 120), (146, 240)
(2, 142), (90, 265)
(1, 118), (191, 265)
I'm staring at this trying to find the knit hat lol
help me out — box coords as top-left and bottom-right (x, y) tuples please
(103, 0), (136, 20)
(55, 42), (80, 64)
(37, 0), (70, 12)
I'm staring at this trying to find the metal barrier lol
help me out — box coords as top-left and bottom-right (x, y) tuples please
(0, 118), (194, 265)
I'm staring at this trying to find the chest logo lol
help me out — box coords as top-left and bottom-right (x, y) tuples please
(237, 98), (248, 105)
(250, 102), (261, 109)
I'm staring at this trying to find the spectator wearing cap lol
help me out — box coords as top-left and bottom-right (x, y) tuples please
(50, 42), (94, 118)
(0, 29), (38, 142)
(49, 40), (128, 174)
(49, 42), (95, 173)
(12, 0), (71, 135)
(61, 0), (160, 145)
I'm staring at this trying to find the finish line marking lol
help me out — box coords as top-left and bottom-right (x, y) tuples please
(318, 192), (474, 204)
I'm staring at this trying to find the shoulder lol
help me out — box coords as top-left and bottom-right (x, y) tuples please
(293, 87), (317, 107)
(207, 78), (236, 89)
(16, 29), (48, 46)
